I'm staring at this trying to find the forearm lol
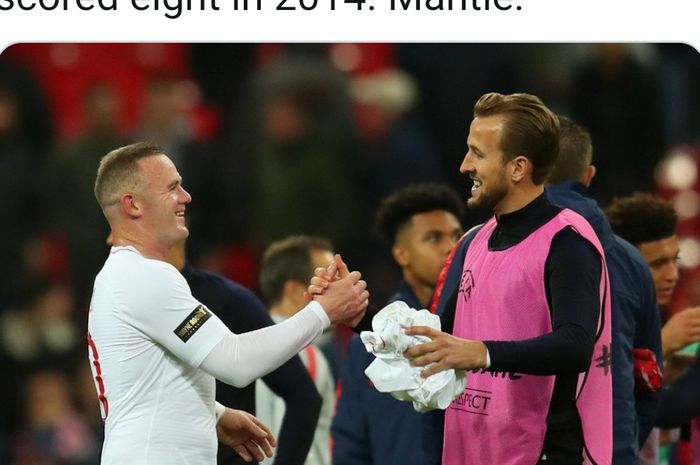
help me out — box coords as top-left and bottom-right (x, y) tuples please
(486, 324), (595, 374)
(201, 301), (329, 387)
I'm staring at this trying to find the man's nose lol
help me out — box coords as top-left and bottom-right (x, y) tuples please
(667, 262), (680, 283)
(181, 187), (192, 204)
(460, 153), (474, 174)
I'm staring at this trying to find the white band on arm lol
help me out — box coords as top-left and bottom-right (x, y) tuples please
(200, 301), (329, 388)
(214, 401), (226, 424)
(306, 299), (331, 328)
(485, 348), (491, 369)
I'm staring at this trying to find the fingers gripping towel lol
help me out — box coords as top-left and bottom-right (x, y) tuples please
(360, 300), (466, 412)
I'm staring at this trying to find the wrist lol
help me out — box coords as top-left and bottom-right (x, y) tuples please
(214, 402), (226, 424)
(306, 300), (331, 329)
(482, 342), (491, 369)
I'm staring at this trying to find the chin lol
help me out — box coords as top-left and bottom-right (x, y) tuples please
(467, 196), (493, 214)
(467, 195), (481, 209)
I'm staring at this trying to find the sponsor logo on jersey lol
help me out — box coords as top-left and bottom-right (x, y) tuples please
(174, 305), (212, 342)
(451, 387), (492, 415)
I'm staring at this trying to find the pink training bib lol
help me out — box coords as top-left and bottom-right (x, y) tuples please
(443, 209), (612, 465)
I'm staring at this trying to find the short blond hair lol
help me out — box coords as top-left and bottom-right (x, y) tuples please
(94, 142), (163, 211)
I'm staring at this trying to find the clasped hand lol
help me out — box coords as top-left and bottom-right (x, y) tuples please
(305, 254), (370, 326)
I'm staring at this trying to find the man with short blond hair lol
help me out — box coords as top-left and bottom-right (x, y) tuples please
(94, 142), (161, 210)
(88, 142), (369, 465)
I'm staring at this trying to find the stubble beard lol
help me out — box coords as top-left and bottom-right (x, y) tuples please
(467, 181), (508, 214)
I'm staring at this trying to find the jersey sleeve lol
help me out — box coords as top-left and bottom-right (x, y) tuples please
(120, 260), (229, 368)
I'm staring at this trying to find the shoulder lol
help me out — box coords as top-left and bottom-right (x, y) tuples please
(457, 223), (485, 258)
(549, 226), (602, 270)
(101, 247), (184, 287)
(550, 210), (605, 256)
(108, 248), (192, 305)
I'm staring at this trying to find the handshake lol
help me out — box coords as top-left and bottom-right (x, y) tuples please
(305, 254), (369, 327)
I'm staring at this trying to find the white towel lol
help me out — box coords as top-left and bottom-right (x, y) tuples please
(360, 300), (466, 412)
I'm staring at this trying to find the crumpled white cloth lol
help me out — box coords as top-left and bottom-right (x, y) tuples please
(360, 300), (466, 412)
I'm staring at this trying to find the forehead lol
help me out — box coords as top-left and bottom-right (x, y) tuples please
(137, 154), (180, 186)
(638, 235), (680, 261)
(405, 210), (461, 233)
(468, 115), (505, 145)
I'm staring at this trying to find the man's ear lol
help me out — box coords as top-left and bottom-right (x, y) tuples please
(583, 165), (596, 187)
(392, 243), (410, 267)
(509, 155), (530, 182)
(120, 193), (142, 219)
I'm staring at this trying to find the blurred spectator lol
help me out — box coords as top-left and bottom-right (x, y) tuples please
(352, 69), (445, 214)
(0, 56), (53, 156)
(656, 44), (700, 146)
(234, 55), (361, 250)
(75, 364), (104, 452)
(0, 59), (53, 306)
(0, 276), (83, 462)
(396, 44), (527, 188)
(43, 82), (125, 306)
(571, 44), (666, 206)
(133, 75), (195, 165)
(10, 371), (100, 465)
(256, 235), (336, 465)
(188, 44), (257, 133)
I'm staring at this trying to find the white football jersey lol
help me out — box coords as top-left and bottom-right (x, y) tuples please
(87, 246), (229, 465)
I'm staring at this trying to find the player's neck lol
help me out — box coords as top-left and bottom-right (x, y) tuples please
(403, 272), (434, 308)
(495, 183), (544, 216)
(111, 231), (169, 262)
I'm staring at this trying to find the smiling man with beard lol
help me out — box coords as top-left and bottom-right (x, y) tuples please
(400, 93), (613, 465)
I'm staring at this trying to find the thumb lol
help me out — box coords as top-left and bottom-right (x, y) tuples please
(335, 254), (350, 278)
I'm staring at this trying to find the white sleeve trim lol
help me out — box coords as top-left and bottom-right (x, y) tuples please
(200, 302), (328, 387)
(306, 300), (331, 329)
(214, 401), (226, 424)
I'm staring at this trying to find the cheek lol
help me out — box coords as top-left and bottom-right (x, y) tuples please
(417, 248), (445, 270)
